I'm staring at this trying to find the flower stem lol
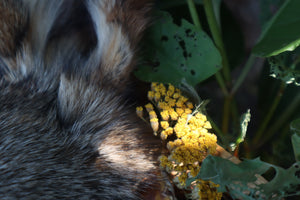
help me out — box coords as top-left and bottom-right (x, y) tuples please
(203, 0), (231, 82)
(253, 82), (286, 144)
(186, 0), (202, 30)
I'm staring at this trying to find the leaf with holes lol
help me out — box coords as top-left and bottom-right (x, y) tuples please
(191, 155), (300, 199)
(267, 52), (300, 86)
(134, 12), (222, 87)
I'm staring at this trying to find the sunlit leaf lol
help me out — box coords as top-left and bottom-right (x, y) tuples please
(253, 0), (300, 57)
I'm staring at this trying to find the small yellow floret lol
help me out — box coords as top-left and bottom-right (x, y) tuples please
(204, 121), (212, 129)
(149, 111), (157, 119)
(165, 127), (173, 135)
(158, 102), (169, 110)
(176, 100), (184, 108)
(147, 91), (155, 101)
(145, 103), (154, 112)
(150, 118), (159, 132)
(184, 108), (193, 114)
(136, 107), (143, 118)
(173, 93), (180, 99)
(154, 92), (161, 102)
(186, 102), (194, 109)
(176, 108), (184, 116)
(151, 82), (158, 91)
(160, 110), (169, 121)
(169, 109), (179, 120)
(160, 121), (169, 129)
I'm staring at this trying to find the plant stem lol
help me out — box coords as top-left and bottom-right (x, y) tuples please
(222, 95), (232, 134)
(215, 72), (229, 96)
(261, 92), (300, 145)
(207, 116), (223, 136)
(203, 0), (231, 82)
(253, 82), (286, 144)
(203, 0), (235, 134)
(186, 0), (202, 30)
(231, 54), (256, 95)
(185, 0), (229, 96)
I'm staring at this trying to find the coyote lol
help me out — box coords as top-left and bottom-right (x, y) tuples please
(0, 0), (162, 199)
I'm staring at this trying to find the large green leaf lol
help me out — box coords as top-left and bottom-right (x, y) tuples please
(135, 12), (222, 87)
(253, 0), (300, 57)
(189, 155), (300, 199)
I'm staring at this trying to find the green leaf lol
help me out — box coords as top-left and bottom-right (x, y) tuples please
(259, 0), (285, 27)
(291, 118), (300, 136)
(212, 0), (222, 29)
(193, 155), (300, 199)
(291, 118), (300, 161)
(135, 12), (222, 87)
(230, 109), (251, 151)
(291, 134), (300, 161)
(238, 109), (251, 144)
(253, 0), (300, 57)
(268, 52), (300, 86)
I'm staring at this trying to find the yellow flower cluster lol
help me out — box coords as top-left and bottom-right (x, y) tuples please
(136, 82), (222, 200)
(194, 180), (223, 200)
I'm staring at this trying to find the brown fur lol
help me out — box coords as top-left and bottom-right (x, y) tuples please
(0, 0), (166, 199)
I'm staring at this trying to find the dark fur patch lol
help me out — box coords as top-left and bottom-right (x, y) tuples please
(0, 0), (164, 199)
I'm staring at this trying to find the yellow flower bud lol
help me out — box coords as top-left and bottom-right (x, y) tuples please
(136, 107), (143, 118)
(176, 108), (184, 116)
(160, 110), (169, 121)
(150, 118), (159, 132)
(173, 93), (180, 99)
(184, 108), (192, 114)
(165, 127), (173, 134)
(158, 102), (168, 110)
(154, 92), (161, 102)
(169, 109), (178, 120)
(149, 111), (157, 119)
(151, 82), (158, 91)
(168, 84), (175, 93)
(145, 103), (154, 112)
(179, 96), (188, 103)
(160, 131), (168, 140)
(186, 102), (194, 109)
(204, 121), (212, 129)
(160, 121), (169, 129)
(147, 91), (155, 101)
(168, 99), (176, 107)
(176, 100), (184, 108)
(158, 83), (166, 95)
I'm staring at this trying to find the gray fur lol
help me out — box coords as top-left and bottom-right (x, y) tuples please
(0, 0), (160, 199)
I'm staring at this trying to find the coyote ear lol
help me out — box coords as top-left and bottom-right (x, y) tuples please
(0, 0), (27, 58)
(0, 0), (65, 81)
(22, 0), (64, 57)
(82, 0), (153, 87)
